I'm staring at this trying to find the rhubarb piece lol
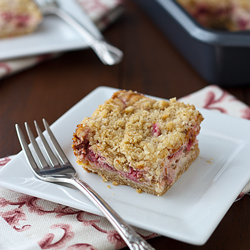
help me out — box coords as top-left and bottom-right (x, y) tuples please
(72, 90), (204, 196)
(0, 0), (42, 39)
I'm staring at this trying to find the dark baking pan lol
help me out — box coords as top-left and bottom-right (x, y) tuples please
(133, 0), (250, 86)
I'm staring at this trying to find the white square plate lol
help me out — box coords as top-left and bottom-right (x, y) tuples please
(0, 0), (96, 60)
(1, 86), (250, 245)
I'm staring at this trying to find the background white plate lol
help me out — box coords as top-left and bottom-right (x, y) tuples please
(1, 86), (250, 245)
(0, 0), (98, 60)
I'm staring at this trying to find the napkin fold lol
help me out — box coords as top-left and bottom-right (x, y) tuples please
(1, 85), (250, 250)
(178, 85), (250, 120)
(179, 85), (250, 200)
(0, 0), (124, 79)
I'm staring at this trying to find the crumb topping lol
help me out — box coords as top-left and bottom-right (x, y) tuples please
(73, 90), (203, 172)
(136, 189), (142, 193)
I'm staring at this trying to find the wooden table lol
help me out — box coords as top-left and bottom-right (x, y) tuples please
(1, 1), (250, 249)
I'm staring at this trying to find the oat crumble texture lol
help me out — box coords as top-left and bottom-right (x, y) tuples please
(72, 90), (204, 196)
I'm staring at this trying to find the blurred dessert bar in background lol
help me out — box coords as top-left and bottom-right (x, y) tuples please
(0, 0), (42, 38)
(176, 0), (250, 31)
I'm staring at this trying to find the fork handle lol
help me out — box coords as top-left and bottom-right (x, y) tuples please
(44, 6), (123, 65)
(71, 177), (155, 250)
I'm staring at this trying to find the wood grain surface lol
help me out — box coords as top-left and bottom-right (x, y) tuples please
(1, 1), (250, 249)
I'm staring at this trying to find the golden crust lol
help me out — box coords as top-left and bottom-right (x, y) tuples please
(0, 0), (42, 38)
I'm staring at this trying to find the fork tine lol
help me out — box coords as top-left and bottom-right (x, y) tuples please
(15, 124), (41, 172)
(25, 122), (48, 169)
(43, 119), (69, 165)
(34, 121), (60, 167)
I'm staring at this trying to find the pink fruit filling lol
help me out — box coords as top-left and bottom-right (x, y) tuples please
(237, 17), (250, 30)
(0, 12), (30, 28)
(74, 139), (145, 183)
(152, 123), (161, 137)
(194, 4), (210, 17)
(187, 4), (232, 27)
(194, 5), (230, 18)
(75, 128), (198, 186)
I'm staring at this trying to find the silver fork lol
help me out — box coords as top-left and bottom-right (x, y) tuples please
(34, 0), (123, 65)
(15, 119), (155, 250)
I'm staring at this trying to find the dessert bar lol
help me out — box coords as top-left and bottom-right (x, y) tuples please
(0, 0), (42, 38)
(72, 90), (204, 196)
(177, 0), (250, 31)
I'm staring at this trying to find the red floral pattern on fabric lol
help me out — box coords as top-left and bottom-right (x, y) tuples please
(78, 0), (109, 14)
(203, 90), (229, 113)
(241, 107), (250, 120)
(0, 63), (11, 77)
(0, 189), (156, 249)
(106, 230), (125, 249)
(0, 208), (31, 231)
(0, 157), (11, 168)
(90, 223), (157, 249)
(0, 195), (54, 215)
(38, 224), (75, 249)
(67, 244), (98, 250)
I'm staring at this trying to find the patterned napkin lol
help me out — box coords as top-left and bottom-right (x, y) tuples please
(1, 85), (250, 250)
(178, 85), (250, 200)
(0, 0), (124, 79)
